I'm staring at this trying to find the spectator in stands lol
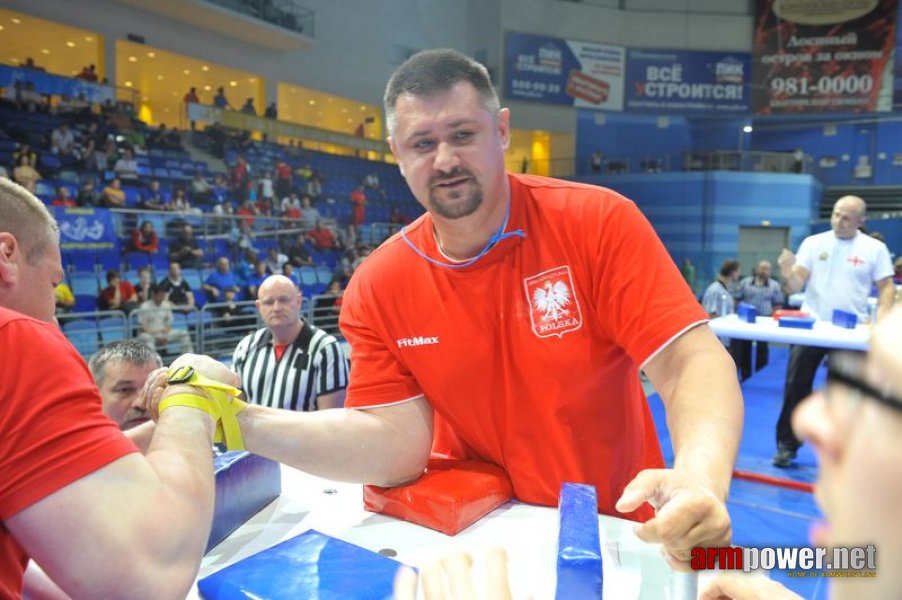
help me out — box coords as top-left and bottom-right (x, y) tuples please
(140, 179), (168, 211)
(100, 177), (126, 208)
(246, 260), (269, 299)
(228, 220), (257, 258)
(54, 282), (75, 315)
(389, 206), (410, 225)
(231, 275), (349, 411)
(133, 267), (154, 304)
(191, 172), (212, 205)
(363, 172), (380, 190)
(264, 246), (289, 274)
(590, 150), (603, 173)
(12, 143), (38, 169)
(0, 153), (220, 600)
(136, 284), (193, 354)
(76, 64), (98, 82)
(130, 220), (160, 254)
(168, 223), (204, 269)
(211, 173), (229, 205)
(93, 138), (117, 172)
(184, 86), (199, 105)
(76, 179), (100, 207)
(1, 81), (22, 109)
(230, 155), (250, 202)
(212, 287), (253, 332)
(12, 155), (41, 194)
(349, 185), (367, 240)
(169, 188), (200, 215)
(285, 233), (314, 267)
(51, 123), (77, 158)
(734, 260), (784, 379)
(306, 171), (323, 198)
(203, 256), (241, 301)
(273, 159), (290, 197)
(300, 195), (320, 227)
(240, 98), (257, 116)
(257, 172), (275, 215)
(281, 190), (302, 219)
(264, 102), (277, 119)
(281, 263), (300, 287)
(213, 87), (232, 110)
(19, 81), (46, 113)
(51, 186), (77, 207)
(308, 219), (338, 251)
(312, 279), (343, 335)
(55, 94), (92, 122)
(98, 269), (138, 313)
(87, 341), (161, 433)
(158, 262), (195, 313)
(113, 148), (139, 181)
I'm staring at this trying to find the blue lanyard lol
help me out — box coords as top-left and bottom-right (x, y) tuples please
(399, 200), (526, 269)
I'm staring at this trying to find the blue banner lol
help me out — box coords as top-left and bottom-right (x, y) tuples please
(0, 65), (114, 104)
(504, 31), (625, 111)
(53, 207), (116, 251)
(625, 49), (750, 114)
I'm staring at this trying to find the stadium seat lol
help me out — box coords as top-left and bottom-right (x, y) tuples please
(62, 319), (98, 356)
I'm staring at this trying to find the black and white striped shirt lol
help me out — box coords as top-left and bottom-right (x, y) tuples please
(232, 322), (349, 411)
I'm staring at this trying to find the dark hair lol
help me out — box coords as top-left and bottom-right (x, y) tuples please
(383, 48), (499, 134)
(719, 260), (740, 278)
(88, 340), (162, 387)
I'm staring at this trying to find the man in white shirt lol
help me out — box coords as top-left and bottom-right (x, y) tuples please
(773, 195), (894, 467)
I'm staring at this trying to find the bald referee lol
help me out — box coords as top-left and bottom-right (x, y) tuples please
(232, 275), (349, 410)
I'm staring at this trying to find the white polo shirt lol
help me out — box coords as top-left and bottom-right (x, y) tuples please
(797, 230), (893, 321)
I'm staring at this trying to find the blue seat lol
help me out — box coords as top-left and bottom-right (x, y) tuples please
(299, 267), (317, 287)
(98, 316), (127, 343)
(316, 266), (332, 285)
(62, 319), (98, 355)
(69, 271), (99, 296)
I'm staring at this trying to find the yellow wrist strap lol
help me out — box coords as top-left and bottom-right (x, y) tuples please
(159, 374), (248, 451)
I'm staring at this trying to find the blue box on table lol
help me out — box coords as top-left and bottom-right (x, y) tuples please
(207, 451), (282, 552)
(778, 316), (816, 329)
(831, 309), (857, 329)
(737, 302), (758, 323)
(556, 483), (602, 600)
(198, 529), (405, 599)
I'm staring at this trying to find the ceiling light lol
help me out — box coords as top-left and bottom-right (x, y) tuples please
(183, 69), (190, 75)
(202, 65), (209, 71)
(157, 75), (164, 80)
(229, 81), (237, 86)
(360, 106), (366, 111)
(0, 25), (4, 31)
(41, 49), (50, 54)
(142, 96), (149, 101)
(66, 41), (75, 47)
(128, 56), (137, 62)
(85, 36), (93, 42)
(11, 18), (21, 25)
(347, 118), (353, 123)
(308, 100), (315, 106)
(10, 57), (18, 63)
(203, 85), (211, 91)
(147, 52), (155, 58)
(341, 108), (347, 113)
(249, 77), (256, 82)
(124, 81), (133, 87)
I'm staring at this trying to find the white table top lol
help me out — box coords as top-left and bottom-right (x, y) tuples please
(190, 466), (700, 600)
(709, 315), (869, 350)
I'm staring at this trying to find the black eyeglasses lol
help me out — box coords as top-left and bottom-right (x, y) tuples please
(827, 351), (902, 414)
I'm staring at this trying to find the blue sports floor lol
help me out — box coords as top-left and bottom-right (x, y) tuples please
(647, 345), (828, 599)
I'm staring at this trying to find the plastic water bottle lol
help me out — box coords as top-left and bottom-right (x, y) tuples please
(720, 292), (732, 317)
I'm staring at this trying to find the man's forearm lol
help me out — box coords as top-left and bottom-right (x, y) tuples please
(239, 400), (432, 487)
(876, 279), (895, 322)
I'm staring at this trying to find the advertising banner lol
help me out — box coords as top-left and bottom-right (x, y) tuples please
(625, 49), (751, 113)
(504, 31), (625, 111)
(53, 207), (116, 251)
(751, 0), (897, 114)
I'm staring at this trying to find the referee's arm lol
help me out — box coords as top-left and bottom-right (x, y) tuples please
(314, 339), (349, 410)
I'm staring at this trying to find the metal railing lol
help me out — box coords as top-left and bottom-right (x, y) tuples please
(59, 294), (342, 361)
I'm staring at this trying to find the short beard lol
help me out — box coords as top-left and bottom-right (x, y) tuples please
(427, 170), (483, 219)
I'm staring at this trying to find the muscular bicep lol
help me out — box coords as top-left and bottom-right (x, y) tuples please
(356, 395), (434, 483)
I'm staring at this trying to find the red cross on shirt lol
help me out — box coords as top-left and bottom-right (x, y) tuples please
(847, 256), (865, 267)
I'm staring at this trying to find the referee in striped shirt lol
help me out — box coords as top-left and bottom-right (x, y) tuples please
(232, 275), (349, 411)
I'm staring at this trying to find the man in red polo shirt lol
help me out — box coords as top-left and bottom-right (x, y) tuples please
(0, 178), (227, 597)
(197, 49), (742, 568)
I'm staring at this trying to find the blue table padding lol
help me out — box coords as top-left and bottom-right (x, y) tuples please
(555, 483), (602, 600)
(198, 529), (403, 599)
(207, 451), (282, 552)
(831, 309), (857, 329)
(737, 303), (758, 323)
(778, 316), (815, 329)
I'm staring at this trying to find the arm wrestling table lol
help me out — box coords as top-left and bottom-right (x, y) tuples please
(189, 465), (700, 600)
(708, 315), (869, 351)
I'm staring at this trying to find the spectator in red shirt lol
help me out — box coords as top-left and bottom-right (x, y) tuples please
(130, 220), (159, 253)
(307, 220), (337, 251)
(229, 155), (250, 202)
(275, 160), (293, 199)
(98, 269), (138, 313)
(349, 185), (366, 241)
(50, 186), (77, 207)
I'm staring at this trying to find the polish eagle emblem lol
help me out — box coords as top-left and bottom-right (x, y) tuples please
(532, 280), (571, 321)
